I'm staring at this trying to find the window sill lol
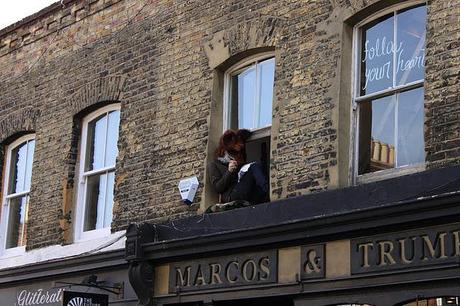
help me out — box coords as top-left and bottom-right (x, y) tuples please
(0, 230), (125, 271)
(247, 126), (271, 141)
(0, 245), (26, 259)
(75, 227), (112, 243)
(356, 163), (426, 185)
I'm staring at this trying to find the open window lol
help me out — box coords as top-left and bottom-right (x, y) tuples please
(223, 52), (275, 177)
(0, 134), (35, 256)
(352, 3), (426, 183)
(75, 104), (120, 241)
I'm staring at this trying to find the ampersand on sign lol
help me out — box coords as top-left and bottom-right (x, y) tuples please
(304, 249), (322, 274)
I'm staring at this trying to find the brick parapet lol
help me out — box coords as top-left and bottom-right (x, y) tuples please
(0, 0), (124, 55)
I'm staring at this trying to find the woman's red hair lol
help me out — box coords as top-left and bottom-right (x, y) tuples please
(215, 129), (251, 165)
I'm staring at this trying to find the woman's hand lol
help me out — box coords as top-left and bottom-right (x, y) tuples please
(228, 160), (238, 173)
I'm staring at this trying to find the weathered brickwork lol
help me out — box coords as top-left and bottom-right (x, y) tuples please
(424, 0), (460, 168)
(0, 0), (458, 250)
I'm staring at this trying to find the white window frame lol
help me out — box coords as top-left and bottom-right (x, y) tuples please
(223, 51), (275, 139)
(351, 1), (426, 184)
(0, 134), (35, 257)
(74, 104), (120, 242)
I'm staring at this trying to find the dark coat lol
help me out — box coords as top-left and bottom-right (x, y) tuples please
(208, 160), (239, 203)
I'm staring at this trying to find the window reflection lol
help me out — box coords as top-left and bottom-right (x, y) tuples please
(360, 5), (426, 95)
(359, 95), (396, 174)
(85, 113), (107, 172)
(358, 87), (424, 174)
(356, 4), (426, 177)
(3, 137), (35, 249)
(396, 5), (426, 85)
(235, 65), (256, 129)
(360, 13), (394, 95)
(84, 171), (115, 231)
(81, 107), (120, 234)
(9, 142), (28, 194)
(397, 87), (424, 166)
(231, 57), (274, 130)
(105, 110), (120, 167)
(6, 196), (28, 248)
(258, 58), (275, 128)
(84, 174), (106, 231)
(24, 140), (35, 191)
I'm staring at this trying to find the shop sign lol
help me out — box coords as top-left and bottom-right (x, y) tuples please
(300, 244), (325, 280)
(169, 250), (277, 292)
(9, 287), (63, 306)
(62, 291), (108, 306)
(351, 223), (460, 274)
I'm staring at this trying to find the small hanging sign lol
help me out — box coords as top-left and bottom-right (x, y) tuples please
(62, 291), (108, 306)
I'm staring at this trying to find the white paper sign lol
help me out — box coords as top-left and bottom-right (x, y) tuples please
(178, 176), (199, 204)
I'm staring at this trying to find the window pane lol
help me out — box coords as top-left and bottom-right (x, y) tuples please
(359, 95), (396, 174)
(104, 171), (115, 228)
(236, 65), (256, 129)
(6, 195), (28, 249)
(397, 88), (424, 166)
(104, 110), (120, 167)
(357, 5), (426, 177)
(84, 173), (107, 231)
(258, 58), (275, 128)
(85, 114), (107, 172)
(84, 172), (114, 231)
(24, 140), (35, 191)
(8, 142), (28, 194)
(360, 13), (395, 96)
(396, 5), (426, 85)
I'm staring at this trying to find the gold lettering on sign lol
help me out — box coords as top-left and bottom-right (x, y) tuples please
(242, 260), (257, 281)
(398, 237), (416, 264)
(259, 257), (270, 280)
(453, 231), (460, 256)
(171, 251), (276, 292)
(226, 261), (239, 284)
(358, 243), (373, 268)
(176, 266), (191, 287)
(194, 266), (207, 286)
(353, 226), (460, 274)
(378, 241), (396, 266)
(422, 232), (448, 260)
(210, 263), (223, 285)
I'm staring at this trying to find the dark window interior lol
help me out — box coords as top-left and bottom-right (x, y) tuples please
(245, 135), (270, 179)
(215, 296), (293, 306)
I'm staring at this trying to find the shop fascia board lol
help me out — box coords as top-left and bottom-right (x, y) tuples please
(154, 267), (460, 306)
(142, 192), (460, 263)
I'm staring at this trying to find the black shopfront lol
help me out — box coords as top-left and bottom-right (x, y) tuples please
(126, 165), (460, 306)
(0, 251), (138, 306)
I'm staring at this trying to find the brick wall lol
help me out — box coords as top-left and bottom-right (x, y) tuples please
(424, 0), (460, 168)
(0, 0), (458, 250)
